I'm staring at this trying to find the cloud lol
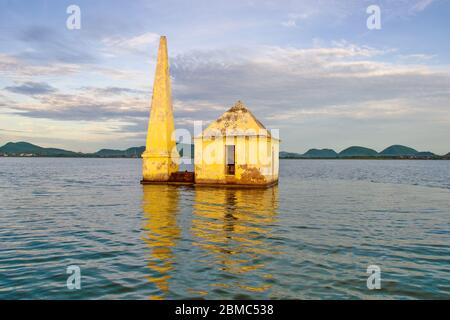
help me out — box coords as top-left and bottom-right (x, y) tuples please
(274, 0), (436, 22)
(169, 43), (450, 128)
(281, 12), (312, 27)
(0, 0), (447, 153)
(2, 37), (450, 153)
(0, 53), (82, 79)
(409, 0), (434, 14)
(396, 53), (436, 63)
(4, 42), (450, 135)
(17, 26), (96, 64)
(0, 53), (147, 84)
(10, 91), (148, 121)
(101, 32), (160, 55)
(264, 98), (442, 122)
(78, 86), (148, 96)
(5, 81), (56, 95)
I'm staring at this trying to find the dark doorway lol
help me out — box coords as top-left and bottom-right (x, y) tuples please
(226, 145), (235, 175)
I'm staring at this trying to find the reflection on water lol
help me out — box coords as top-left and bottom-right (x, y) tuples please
(1, 158), (449, 299)
(141, 184), (280, 299)
(142, 185), (181, 299)
(192, 187), (279, 296)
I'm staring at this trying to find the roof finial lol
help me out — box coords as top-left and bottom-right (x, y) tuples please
(232, 100), (245, 110)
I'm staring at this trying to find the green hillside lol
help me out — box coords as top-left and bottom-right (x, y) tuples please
(0, 142), (195, 158)
(93, 147), (146, 157)
(415, 151), (435, 157)
(339, 146), (378, 158)
(0, 142), (41, 153)
(0, 141), (447, 159)
(303, 148), (337, 158)
(279, 151), (303, 159)
(94, 148), (131, 157)
(380, 145), (418, 157)
(0, 142), (79, 156)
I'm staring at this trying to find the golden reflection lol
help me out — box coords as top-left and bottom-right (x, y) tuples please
(191, 186), (279, 295)
(141, 184), (180, 300)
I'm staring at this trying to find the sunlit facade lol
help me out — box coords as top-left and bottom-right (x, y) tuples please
(194, 101), (279, 186)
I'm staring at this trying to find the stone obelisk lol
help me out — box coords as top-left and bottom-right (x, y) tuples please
(142, 36), (180, 182)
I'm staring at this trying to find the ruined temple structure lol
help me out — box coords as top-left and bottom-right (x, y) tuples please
(194, 101), (279, 186)
(141, 36), (279, 187)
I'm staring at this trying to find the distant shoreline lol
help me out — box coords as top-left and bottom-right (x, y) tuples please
(1, 155), (448, 160)
(1, 141), (449, 160)
(280, 157), (449, 160)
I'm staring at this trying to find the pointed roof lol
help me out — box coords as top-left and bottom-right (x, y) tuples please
(198, 101), (272, 138)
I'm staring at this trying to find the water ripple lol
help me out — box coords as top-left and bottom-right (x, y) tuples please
(0, 158), (448, 299)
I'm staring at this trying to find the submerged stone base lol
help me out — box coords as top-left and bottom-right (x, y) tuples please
(194, 180), (278, 188)
(141, 173), (278, 188)
(141, 153), (180, 182)
(141, 171), (194, 185)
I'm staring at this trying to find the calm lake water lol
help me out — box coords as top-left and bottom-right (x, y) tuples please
(0, 158), (449, 299)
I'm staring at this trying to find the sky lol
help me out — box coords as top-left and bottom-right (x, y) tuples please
(0, 0), (449, 154)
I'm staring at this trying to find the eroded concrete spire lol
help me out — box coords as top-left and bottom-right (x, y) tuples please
(142, 36), (180, 182)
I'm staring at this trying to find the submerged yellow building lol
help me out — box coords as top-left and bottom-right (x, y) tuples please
(194, 101), (279, 186)
(142, 36), (279, 187)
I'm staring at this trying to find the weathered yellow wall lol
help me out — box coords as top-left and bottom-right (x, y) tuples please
(142, 36), (180, 181)
(142, 155), (179, 181)
(194, 135), (279, 185)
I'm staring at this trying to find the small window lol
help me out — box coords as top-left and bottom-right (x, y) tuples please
(226, 145), (235, 175)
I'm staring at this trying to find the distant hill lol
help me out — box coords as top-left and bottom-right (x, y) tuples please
(94, 146), (145, 157)
(279, 151), (303, 159)
(94, 148), (129, 157)
(0, 141), (447, 159)
(303, 148), (337, 158)
(93, 144), (193, 158)
(0, 142), (79, 157)
(379, 145), (439, 158)
(0, 142), (194, 158)
(339, 146), (378, 158)
(416, 151), (435, 157)
(380, 145), (418, 157)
